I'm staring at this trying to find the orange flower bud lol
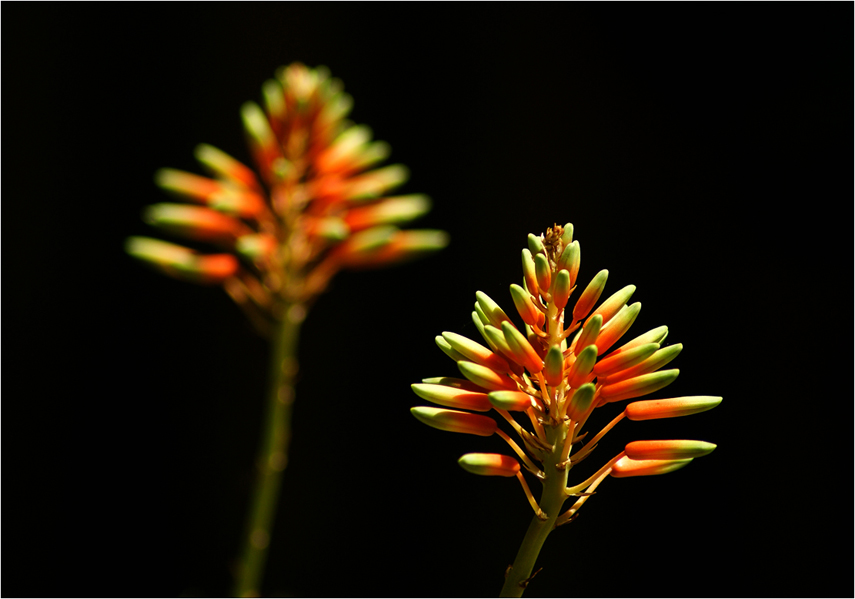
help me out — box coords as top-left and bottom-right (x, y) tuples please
(625, 440), (717, 460)
(410, 407), (497, 437)
(501, 322), (543, 373)
(567, 344), (597, 389)
(588, 284), (635, 327)
(411, 383), (492, 412)
(458, 453), (521, 477)
(599, 369), (680, 403)
(572, 269), (608, 323)
(509, 284), (541, 327)
(457, 361), (518, 392)
(594, 302), (641, 355)
(624, 396), (722, 421)
(442, 332), (511, 373)
(488, 391), (535, 411)
(543, 345), (565, 387)
(610, 455), (693, 478)
(521, 249), (539, 297)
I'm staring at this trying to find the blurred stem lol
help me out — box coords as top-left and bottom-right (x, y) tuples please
(500, 424), (570, 597)
(234, 302), (305, 597)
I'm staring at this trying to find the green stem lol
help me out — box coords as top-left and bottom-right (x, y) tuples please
(500, 425), (570, 598)
(234, 302), (305, 598)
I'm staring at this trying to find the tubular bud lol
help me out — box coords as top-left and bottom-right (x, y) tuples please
(573, 269), (609, 323)
(588, 284), (636, 327)
(534, 253), (551, 294)
(573, 314), (602, 356)
(566, 383), (596, 420)
(501, 322), (544, 373)
(616, 325), (669, 352)
(457, 361), (518, 392)
(435, 336), (468, 363)
(599, 369), (680, 403)
(509, 284), (541, 327)
(521, 249), (539, 297)
(235, 233), (278, 260)
(567, 344), (598, 388)
(543, 345), (565, 387)
(154, 168), (221, 202)
(560, 223), (574, 244)
(442, 332), (511, 372)
(458, 453), (521, 477)
(344, 195), (431, 231)
(595, 302), (642, 355)
(421, 376), (489, 393)
(345, 164), (409, 200)
(194, 144), (261, 191)
(410, 407), (497, 437)
(610, 456), (693, 478)
(625, 440), (717, 460)
(557, 240), (580, 287)
(143, 204), (246, 242)
(606, 344), (683, 384)
(527, 233), (545, 255)
(624, 396), (722, 421)
(476, 291), (512, 328)
(488, 391), (535, 411)
(411, 383), (492, 412)
(594, 343), (660, 377)
(552, 270), (572, 312)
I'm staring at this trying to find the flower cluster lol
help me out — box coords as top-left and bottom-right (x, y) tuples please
(411, 223), (719, 525)
(127, 63), (447, 332)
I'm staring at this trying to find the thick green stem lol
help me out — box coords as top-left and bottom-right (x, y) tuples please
(500, 425), (570, 597)
(234, 303), (305, 597)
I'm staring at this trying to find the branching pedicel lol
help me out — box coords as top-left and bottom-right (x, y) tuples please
(411, 224), (720, 597)
(126, 63), (447, 597)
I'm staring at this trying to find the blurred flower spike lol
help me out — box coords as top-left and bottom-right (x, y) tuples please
(410, 223), (719, 596)
(127, 63), (448, 333)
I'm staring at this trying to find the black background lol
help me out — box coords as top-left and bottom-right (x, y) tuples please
(4, 4), (852, 598)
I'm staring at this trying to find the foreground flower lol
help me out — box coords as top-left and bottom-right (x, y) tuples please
(411, 223), (719, 597)
(127, 63), (447, 598)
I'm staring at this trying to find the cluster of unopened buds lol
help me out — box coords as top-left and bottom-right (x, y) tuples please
(127, 62), (446, 331)
(411, 223), (720, 594)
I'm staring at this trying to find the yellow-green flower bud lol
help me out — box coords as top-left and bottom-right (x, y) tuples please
(509, 284), (541, 327)
(566, 383), (596, 420)
(600, 369), (680, 403)
(543, 345), (565, 387)
(595, 302), (641, 355)
(610, 456), (693, 478)
(501, 322), (544, 373)
(624, 396), (722, 421)
(411, 383), (492, 412)
(567, 344), (598, 389)
(573, 269), (608, 323)
(458, 453), (520, 477)
(488, 391), (534, 411)
(625, 440), (717, 460)
(457, 361), (518, 392)
(410, 407), (497, 437)
(552, 270), (572, 312)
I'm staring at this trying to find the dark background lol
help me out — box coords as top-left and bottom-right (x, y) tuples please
(4, 4), (852, 598)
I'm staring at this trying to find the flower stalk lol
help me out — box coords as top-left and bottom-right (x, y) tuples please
(411, 223), (719, 596)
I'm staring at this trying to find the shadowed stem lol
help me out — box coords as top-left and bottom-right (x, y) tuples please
(234, 302), (305, 597)
(500, 424), (570, 598)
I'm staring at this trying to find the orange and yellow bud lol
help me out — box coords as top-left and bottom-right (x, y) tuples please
(573, 314), (602, 356)
(552, 270), (572, 312)
(143, 203), (248, 243)
(599, 369), (680, 403)
(604, 343), (682, 384)
(567, 344), (597, 388)
(566, 383), (596, 421)
(625, 440), (717, 460)
(501, 322), (543, 373)
(610, 455), (693, 478)
(593, 342), (659, 377)
(343, 195), (431, 232)
(442, 332), (511, 373)
(488, 390), (535, 411)
(573, 269), (608, 322)
(457, 361), (518, 392)
(543, 345), (565, 387)
(534, 253), (551, 294)
(556, 240), (580, 287)
(594, 302), (642, 355)
(410, 407), (497, 437)
(458, 453), (521, 477)
(125, 237), (239, 285)
(411, 383), (492, 412)
(588, 284), (636, 327)
(509, 284), (541, 327)
(624, 396), (722, 421)
(521, 249), (539, 296)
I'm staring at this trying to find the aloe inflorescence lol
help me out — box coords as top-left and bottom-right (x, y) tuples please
(411, 223), (719, 597)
